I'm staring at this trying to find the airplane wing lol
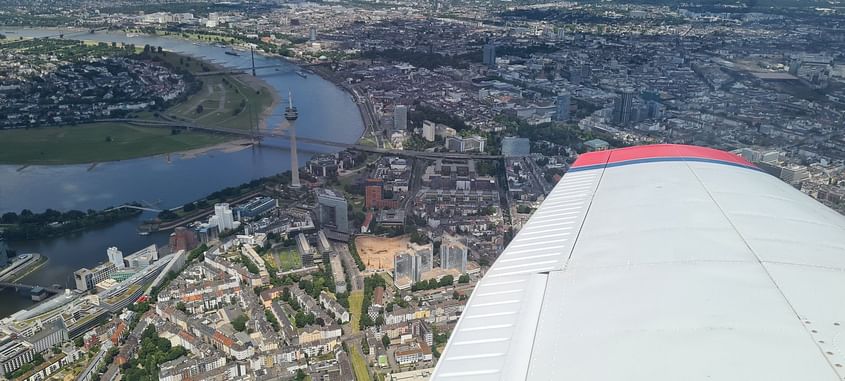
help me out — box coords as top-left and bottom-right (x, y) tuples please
(432, 144), (845, 380)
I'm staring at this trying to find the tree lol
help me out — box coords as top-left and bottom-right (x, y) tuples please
(458, 274), (470, 284)
(158, 210), (177, 220)
(74, 336), (85, 348)
(196, 104), (204, 114)
(382, 334), (390, 348)
(1, 212), (18, 224)
(360, 314), (374, 328)
(361, 337), (370, 355)
(439, 275), (454, 287)
(294, 369), (307, 381)
(410, 231), (430, 245)
(182, 202), (196, 213)
(232, 315), (248, 332)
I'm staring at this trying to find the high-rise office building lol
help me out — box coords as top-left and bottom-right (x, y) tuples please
(440, 235), (468, 274)
(646, 100), (664, 120)
(214, 203), (235, 232)
(394, 105), (408, 131)
(394, 252), (415, 284)
(393, 242), (434, 286)
(614, 88), (635, 125)
(316, 189), (349, 233)
(169, 227), (199, 252)
(107, 247), (125, 269)
(482, 42), (496, 68)
(555, 93), (571, 122)
(422, 120), (436, 142)
(409, 242), (433, 275)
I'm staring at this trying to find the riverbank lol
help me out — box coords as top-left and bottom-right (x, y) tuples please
(5, 255), (48, 283)
(0, 123), (231, 165)
(0, 40), (276, 165)
(0, 207), (142, 241)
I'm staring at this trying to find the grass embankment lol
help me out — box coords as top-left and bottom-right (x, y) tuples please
(0, 48), (274, 165)
(349, 345), (372, 381)
(155, 51), (274, 131)
(0, 123), (229, 165)
(349, 291), (364, 334)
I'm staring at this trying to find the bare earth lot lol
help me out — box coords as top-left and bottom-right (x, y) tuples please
(354, 235), (411, 271)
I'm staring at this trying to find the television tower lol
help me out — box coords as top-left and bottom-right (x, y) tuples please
(285, 92), (301, 188)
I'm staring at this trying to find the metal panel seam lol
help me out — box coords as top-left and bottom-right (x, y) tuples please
(682, 159), (842, 378)
(523, 164), (609, 377)
(521, 270), (552, 381)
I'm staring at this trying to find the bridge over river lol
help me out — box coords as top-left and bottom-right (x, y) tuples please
(95, 118), (504, 161)
(0, 282), (63, 294)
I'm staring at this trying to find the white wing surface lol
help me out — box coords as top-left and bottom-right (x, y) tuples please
(432, 144), (845, 381)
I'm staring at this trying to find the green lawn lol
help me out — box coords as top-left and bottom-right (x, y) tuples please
(0, 123), (229, 165)
(379, 273), (394, 293)
(165, 74), (273, 131)
(261, 254), (278, 272)
(153, 51), (274, 131)
(272, 248), (302, 272)
(349, 345), (371, 381)
(349, 291), (364, 334)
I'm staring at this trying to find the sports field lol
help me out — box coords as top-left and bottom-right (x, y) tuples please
(271, 248), (303, 272)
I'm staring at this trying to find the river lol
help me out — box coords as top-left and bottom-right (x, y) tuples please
(0, 28), (365, 317)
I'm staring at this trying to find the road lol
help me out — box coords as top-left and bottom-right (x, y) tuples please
(76, 341), (112, 381)
(336, 349), (356, 381)
(403, 157), (427, 212)
(335, 242), (364, 291)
